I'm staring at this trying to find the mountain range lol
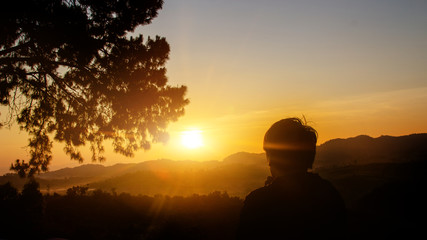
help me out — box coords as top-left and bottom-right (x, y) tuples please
(1, 133), (426, 203)
(314, 133), (427, 168)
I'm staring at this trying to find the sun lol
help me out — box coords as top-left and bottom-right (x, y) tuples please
(181, 129), (204, 149)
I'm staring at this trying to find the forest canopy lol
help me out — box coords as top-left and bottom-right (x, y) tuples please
(0, 0), (188, 177)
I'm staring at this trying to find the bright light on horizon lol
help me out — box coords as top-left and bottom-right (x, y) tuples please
(181, 129), (204, 149)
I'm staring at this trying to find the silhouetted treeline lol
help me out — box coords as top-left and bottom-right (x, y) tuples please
(0, 179), (44, 239)
(0, 181), (242, 240)
(1, 161), (426, 239)
(0, 169), (427, 239)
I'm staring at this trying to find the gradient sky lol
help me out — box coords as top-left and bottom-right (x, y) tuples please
(1, 0), (427, 174)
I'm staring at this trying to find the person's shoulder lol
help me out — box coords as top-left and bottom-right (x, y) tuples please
(244, 185), (271, 204)
(307, 172), (336, 188)
(307, 173), (345, 204)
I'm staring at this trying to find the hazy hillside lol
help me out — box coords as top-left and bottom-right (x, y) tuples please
(0, 152), (270, 197)
(1, 134), (426, 202)
(313, 133), (427, 207)
(314, 133), (427, 168)
(90, 155), (269, 197)
(91, 160), (269, 197)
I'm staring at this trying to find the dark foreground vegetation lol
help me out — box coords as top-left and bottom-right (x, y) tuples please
(0, 180), (242, 240)
(2, 167), (427, 240)
(1, 134), (427, 239)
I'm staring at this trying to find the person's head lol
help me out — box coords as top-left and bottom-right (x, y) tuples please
(263, 118), (317, 175)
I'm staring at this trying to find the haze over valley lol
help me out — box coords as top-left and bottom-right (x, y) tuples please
(2, 133), (426, 208)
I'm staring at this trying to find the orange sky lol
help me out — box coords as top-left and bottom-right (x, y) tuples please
(1, 0), (427, 174)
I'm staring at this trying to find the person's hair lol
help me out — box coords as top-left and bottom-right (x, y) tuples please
(263, 118), (317, 171)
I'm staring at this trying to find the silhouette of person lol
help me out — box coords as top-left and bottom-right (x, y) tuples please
(237, 118), (346, 239)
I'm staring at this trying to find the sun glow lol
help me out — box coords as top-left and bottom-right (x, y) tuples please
(181, 129), (204, 149)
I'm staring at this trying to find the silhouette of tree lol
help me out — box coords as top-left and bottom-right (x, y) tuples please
(1, 0), (188, 177)
(0, 182), (20, 239)
(20, 178), (44, 208)
(66, 185), (89, 197)
(19, 178), (44, 238)
(0, 181), (18, 201)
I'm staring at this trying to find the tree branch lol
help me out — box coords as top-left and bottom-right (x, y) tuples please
(0, 57), (83, 70)
(20, 76), (58, 102)
(47, 72), (87, 108)
(0, 57), (34, 64)
(0, 41), (32, 56)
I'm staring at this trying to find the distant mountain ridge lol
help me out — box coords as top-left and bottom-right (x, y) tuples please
(1, 133), (426, 199)
(314, 133), (427, 168)
(24, 133), (427, 179)
(38, 158), (239, 180)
